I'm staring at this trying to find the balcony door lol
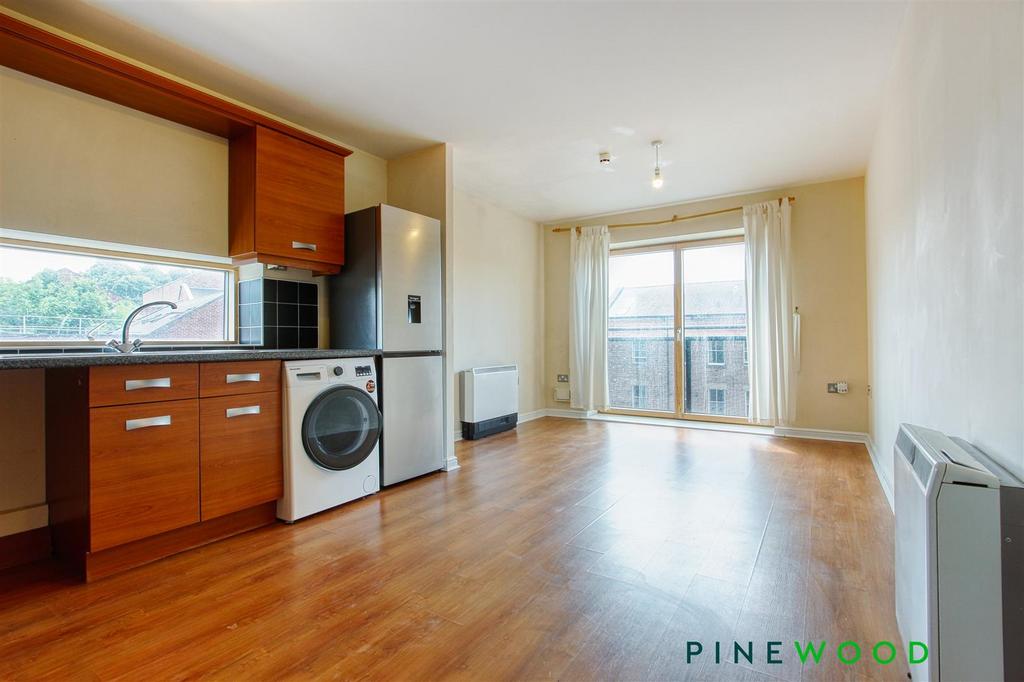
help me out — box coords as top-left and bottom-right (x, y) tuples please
(606, 237), (749, 423)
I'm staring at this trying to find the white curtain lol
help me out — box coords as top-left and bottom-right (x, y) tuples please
(744, 200), (797, 425)
(569, 225), (610, 411)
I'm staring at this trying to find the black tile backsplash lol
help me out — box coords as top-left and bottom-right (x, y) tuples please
(263, 278), (277, 302)
(277, 280), (298, 304)
(299, 327), (318, 349)
(299, 304), (317, 328)
(278, 327), (298, 350)
(263, 301), (278, 326)
(278, 303), (298, 327)
(239, 277), (319, 350)
(298, 282), (317, 305)
(263, 327), (278, 349)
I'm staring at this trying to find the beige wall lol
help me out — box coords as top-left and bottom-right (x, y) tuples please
(387, 144), (458, 463)
(452, 189), (544, 425)
(866, 2), (1023, 486)
(544, 177), (869, 433)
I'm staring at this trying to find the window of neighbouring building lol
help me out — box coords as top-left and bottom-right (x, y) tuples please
(708, 388), (726, 414)
(707, 337), (726, 365)
(0, 243), (235, 345)
(632, 338), (648, 364)
(632, 384), (648, 408)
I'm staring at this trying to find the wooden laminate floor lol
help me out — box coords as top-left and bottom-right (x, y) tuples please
(0, 418), (902, 681)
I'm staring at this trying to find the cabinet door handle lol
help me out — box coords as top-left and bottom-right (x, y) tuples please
(291, 241), (317, 252)
(125, 377), (171, 391)
(125, 415), (172, 431)
(225, 405), (261, 419)
(225, 372), (261, 384)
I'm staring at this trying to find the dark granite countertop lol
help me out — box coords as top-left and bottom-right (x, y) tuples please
(0, 348), (381, 370)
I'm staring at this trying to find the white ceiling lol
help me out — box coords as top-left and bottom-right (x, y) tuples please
(4, 1), (907, 222)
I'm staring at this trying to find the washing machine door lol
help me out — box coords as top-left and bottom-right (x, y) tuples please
(301, 385), (381, 471)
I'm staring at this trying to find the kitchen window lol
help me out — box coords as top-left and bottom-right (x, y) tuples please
(0, 243), (236, 346)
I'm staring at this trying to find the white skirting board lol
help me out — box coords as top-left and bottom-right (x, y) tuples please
(864, 437), (895, 512)
(0, 503), (48, 538)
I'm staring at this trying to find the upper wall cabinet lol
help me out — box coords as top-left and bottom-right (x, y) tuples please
(229, 126), (346, 275)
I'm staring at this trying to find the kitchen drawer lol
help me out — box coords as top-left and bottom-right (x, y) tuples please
(199, 391), (282, 520)
(89, 399), (200, 551)
(89, 363), (198, 407)
(199, 360), (281, 398)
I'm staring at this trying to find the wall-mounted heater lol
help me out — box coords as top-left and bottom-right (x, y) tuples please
(459, 365), (518, 440)
(894, 423), (1005, 681)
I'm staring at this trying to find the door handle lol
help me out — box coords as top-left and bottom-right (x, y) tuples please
(225, 405), (261, 419)
(125, 415), (172, 431)
(225, 372), (261, 384)
(125, 377), (171, 391)
(292, 241), (317, 252)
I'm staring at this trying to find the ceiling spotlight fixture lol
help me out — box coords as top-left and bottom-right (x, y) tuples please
(651, 140), (664, 189)
(599, 151), (612, 166)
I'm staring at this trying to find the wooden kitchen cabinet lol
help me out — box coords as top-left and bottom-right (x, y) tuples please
(89, 399), (200, 551)
(230, 125), (346, 275)
(45, 360), (281, 581)
(200, 390), (282, 520)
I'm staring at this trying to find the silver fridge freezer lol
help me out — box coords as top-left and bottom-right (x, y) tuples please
(328, 204), (445, 485)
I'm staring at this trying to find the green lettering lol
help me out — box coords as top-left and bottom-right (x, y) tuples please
(837, 641), (861, 665)
(793, 640), (827, 665)
(872, 641), (897, 665)
(733, 641), (754, 665)
(909, 641), (929, 664)
(686, 641), (703, 663)
(766, 641), (782, 664)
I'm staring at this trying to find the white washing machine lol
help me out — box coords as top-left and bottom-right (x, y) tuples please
(278, 357), (381, 522)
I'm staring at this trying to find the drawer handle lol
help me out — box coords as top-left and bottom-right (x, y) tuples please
(125, 377), (171, 391)
(226, 372), (261, 384)
(226, 405), (261, 419)
(125, 415), (172, 431)
(292, 240), (317, 252)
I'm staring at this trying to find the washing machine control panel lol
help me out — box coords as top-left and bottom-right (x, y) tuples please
(355, 365), (373, 377)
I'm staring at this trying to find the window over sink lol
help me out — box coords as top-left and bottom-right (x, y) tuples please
(0, 243), (236, 346)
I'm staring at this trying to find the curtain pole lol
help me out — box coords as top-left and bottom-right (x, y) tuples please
(552, 196), (796, 234)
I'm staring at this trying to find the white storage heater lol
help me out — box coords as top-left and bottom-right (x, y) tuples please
(894, 423), (1004, 681)
(459, 365), (518, 440)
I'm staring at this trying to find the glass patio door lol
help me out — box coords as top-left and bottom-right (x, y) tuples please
(607, 249), (678, 413)
(607, 238), (749, 422)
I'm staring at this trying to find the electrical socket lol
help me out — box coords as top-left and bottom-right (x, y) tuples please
(827, 381), (850, 394)
(556, 374), (569, 383)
